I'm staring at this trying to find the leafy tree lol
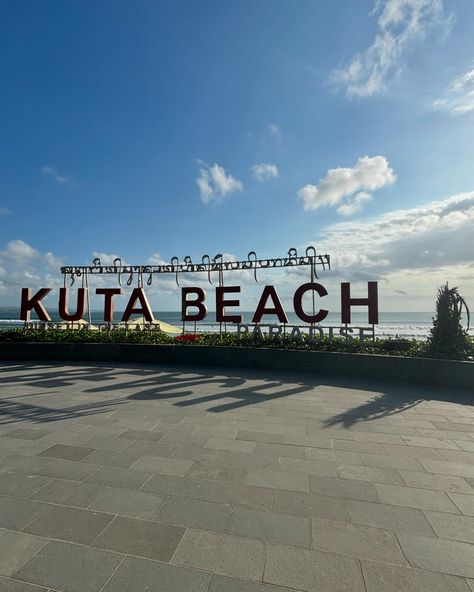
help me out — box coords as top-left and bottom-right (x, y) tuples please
(427, 283), (471, 360)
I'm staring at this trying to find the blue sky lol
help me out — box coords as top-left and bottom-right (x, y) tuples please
(1, 0), (474, 312)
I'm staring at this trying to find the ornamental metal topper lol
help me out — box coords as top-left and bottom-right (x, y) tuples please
(20, 246), (380, 340)
(60, 246), (331, 287)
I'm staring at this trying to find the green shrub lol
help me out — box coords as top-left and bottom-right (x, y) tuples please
(426, 283), (471, 360)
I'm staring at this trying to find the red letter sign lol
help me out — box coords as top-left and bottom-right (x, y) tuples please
(252, 286), (288, 323)
(58, 288), (86, 322)
(216, 286), (242, 323)
(341, 281), (379, 324)
(182, 287), (207, 321)
(20, 288), (52, 321)
(122, 288), (153, 322)
(96, 288), (123, 322)
(293, 283), (329, 323)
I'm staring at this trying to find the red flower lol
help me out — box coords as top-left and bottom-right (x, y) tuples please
(175, 334), (199, 342)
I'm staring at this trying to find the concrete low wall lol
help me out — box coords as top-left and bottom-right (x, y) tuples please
(0, 342), (472, 390)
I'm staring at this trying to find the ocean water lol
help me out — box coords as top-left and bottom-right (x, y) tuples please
(1, 306), (470, 340)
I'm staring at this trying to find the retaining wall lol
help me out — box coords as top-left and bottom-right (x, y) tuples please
(0, 342), (472, 390)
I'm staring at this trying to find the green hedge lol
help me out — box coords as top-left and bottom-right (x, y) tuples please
(1, 327), (472, 360)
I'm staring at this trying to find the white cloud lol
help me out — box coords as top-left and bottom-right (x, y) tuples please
(45, 251), (63, 269)
(267, 123), (282, 143)
(1, 239), (38, 260)
(433, 64), (474, 115)
(91, 252), (128, 266)
(298, 155), (396, 214)
(147, 253), (167, 266)
(41, 165), (73, 186)
(0, 240), (64, 300)
(331, 0), (451, 98)
(336, 191), (372, 216)
(196, 161), (243, 204)
(252, 163), (279, 181)
(0, 207), (10, 216)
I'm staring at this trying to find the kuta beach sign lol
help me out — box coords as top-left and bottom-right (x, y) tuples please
(19, 247), (379, 341)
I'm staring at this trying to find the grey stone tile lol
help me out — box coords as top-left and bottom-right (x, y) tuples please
(101, 555), (211, 592)
(209, 574), (293, 592)
(282, 434), (332, 448)
(245, 468), (308, 492)
(440, 449), (474, 465)
(361, 452), (423, 470)
(0, 577), (49, 592)
(230, 508), (310, 546)
(272, 489), (349, 521)
(420, 459), (474, 478)
(41, 429), (93, 446)
(333, 439), (386, 454)
(236, 430), (283, 444)
(171, 529), (265, 582)
(223, 451), (277, 471)
(362, 560), (472, 592)
(89, 488), (165, 519)
(35, 459), (98, 481)
(351, 431), (405, 445)
(141, 473), (208, 499)
(81, 449), (142, 468)
(160, 432), (209, 446)
(205, 437), (256, 453)
(4, 429), (51, 441)
(24, 505), (113, 545)
(172, 444), (226, 464)
(192, 426), (239, 438)
(347, 499), (436, 536)
(279, 457), (337, 477)
(13, 540), (123, 592)
(0, 498), (45, 531)
(81, 434), (134, 452)
(400, 470), (474, 493)
(186, 463), (246, 483)
(375, 483), (460, 512)
(38, 444), (95, 462)
(204, 481), (274, 511)
(85, 465), (153, 490)
(311, 517), (408, 565)
(92, 515), (185, 561)
(0, 455), (51, 475)
(338, 464), (404, 485)
(0, 528), (47, 577)
(264, 543), (365, 592)
(118, 429), (165, 441)
(131, 455), (192, 476)
(401, 435), (460, 450)
(424, 511), (474, 543)
(449, 493), (474, 516)
(0, 473), (51, 498)
(255, 443), (307, 459)
(0, 439), (50, 456)
(30, 479), (102, 508)
(306, 448), (364, 466)
(156, 497), (233, 532)
(308, 475), (380, 502)
(397, 533), (474, 578)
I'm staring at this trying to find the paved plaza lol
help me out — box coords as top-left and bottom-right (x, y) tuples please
(0, 361), (473, 591)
